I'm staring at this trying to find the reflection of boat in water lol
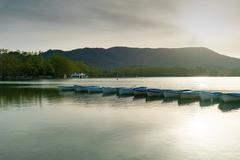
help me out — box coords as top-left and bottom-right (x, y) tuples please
(0, 87), (61, 108)
(146, 88), (163, 97)
(133, 87), (147, 97)
(199, 91), (222, 101)
(102, 87), (117, 95)
(199, 100), (219, 107)
(58, 86), (74, 91)
(145, 96), (163, 102)
(163, 97), (178, 103)
(163, 89), (190, 98)
(180, 91), (201, 100)
(220, 93), (240, 102)
(133, 96), (146, 100)
(218, 102), (240, 112)
(178, 98), (199, 106)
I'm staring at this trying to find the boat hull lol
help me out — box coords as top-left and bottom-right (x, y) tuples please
(220, 94), (240, 102)
(163, 91), (179, 98)
(74, 85), (88, 92)
(147, 91), (163, 97)
(146, 89), (163, 97)
(102, 87), (117, 95)
(133, 87), (147, 97)
(199, 92), (221, 101)
(133, 91), (146, 96)
(180, 92), (200, 100)
(118, 88), (133, 96)
(87, 87), (102, 93)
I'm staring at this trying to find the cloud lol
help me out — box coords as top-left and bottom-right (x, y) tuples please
(0, 0), (240, 57)
(0, 0), (179, 30)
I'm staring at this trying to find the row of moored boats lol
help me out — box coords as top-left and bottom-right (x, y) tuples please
(58, 85), (240, 103)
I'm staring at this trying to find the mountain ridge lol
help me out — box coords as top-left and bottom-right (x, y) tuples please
(41, 47), (240, 69)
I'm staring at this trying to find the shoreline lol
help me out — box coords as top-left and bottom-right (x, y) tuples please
(2, 75), (240, 81)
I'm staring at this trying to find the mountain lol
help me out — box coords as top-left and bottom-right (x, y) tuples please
(41, 47), (240, 69)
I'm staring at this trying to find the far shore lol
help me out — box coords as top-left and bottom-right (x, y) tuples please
(2, 75), (240, 81)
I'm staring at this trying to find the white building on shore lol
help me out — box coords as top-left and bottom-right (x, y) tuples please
(70, 72), (88, 79)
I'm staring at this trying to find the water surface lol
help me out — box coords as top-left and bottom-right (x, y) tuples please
(1, 77), (240, 160)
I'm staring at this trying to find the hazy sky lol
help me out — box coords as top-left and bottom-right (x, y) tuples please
(0, 0), (240, 57)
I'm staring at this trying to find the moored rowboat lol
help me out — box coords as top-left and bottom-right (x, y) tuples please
(102, 87), (117, 95)
(87, 86), (102, 93)
(118, 88), (134, 96)
(74, 85), (89, 92)
(163, 89), (190, 98)
(199, 91), (222, 101)
(220, 93), (240, 102)
(133, 87), (147, 96)
(147, 88), (163, 97)
(180, 91), (202, 99)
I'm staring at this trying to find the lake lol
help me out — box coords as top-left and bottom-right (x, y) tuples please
(1, 77), (240, 160)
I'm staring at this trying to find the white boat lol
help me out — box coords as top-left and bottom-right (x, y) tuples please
(58, 86), (74, 91)
(147, 88), (163, 97)
(74, 85), (89, 92)
(118, 88), (134, 96)
(180, 91), (202, 99)
(70, 72), (88, 79)
(87, 86), (102, 93)
(163, 90), (190, 98)
(199, 91), (222, 101)
(102, 87), (117, 95)
(133, 87), (147, 96)
(220, 93), (240, 102)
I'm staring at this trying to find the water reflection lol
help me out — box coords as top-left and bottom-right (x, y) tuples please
(0, 86), (59, 108)
(133, 96), (146, 100)
(178, 99), (199, 106)
(162, 97), (178, 103)
(145, 97), (163, 102)
(2, 83), (240, 160)
(218, 102), (240, 112)
(199, 100), (219, 107)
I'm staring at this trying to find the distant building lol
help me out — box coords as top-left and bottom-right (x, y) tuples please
(70, 72), (88, 79)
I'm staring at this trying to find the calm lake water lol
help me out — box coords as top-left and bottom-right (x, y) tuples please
(1, 77), (240, 160)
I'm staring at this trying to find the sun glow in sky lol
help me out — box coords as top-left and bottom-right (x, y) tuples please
(0, 0), (240, 57)
(180, 0), (240, 57)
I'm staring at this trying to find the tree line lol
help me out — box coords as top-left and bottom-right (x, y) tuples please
(0, 49), (101, 80)
(112, 66), (240, 77)
(1, 49), (240, 80)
